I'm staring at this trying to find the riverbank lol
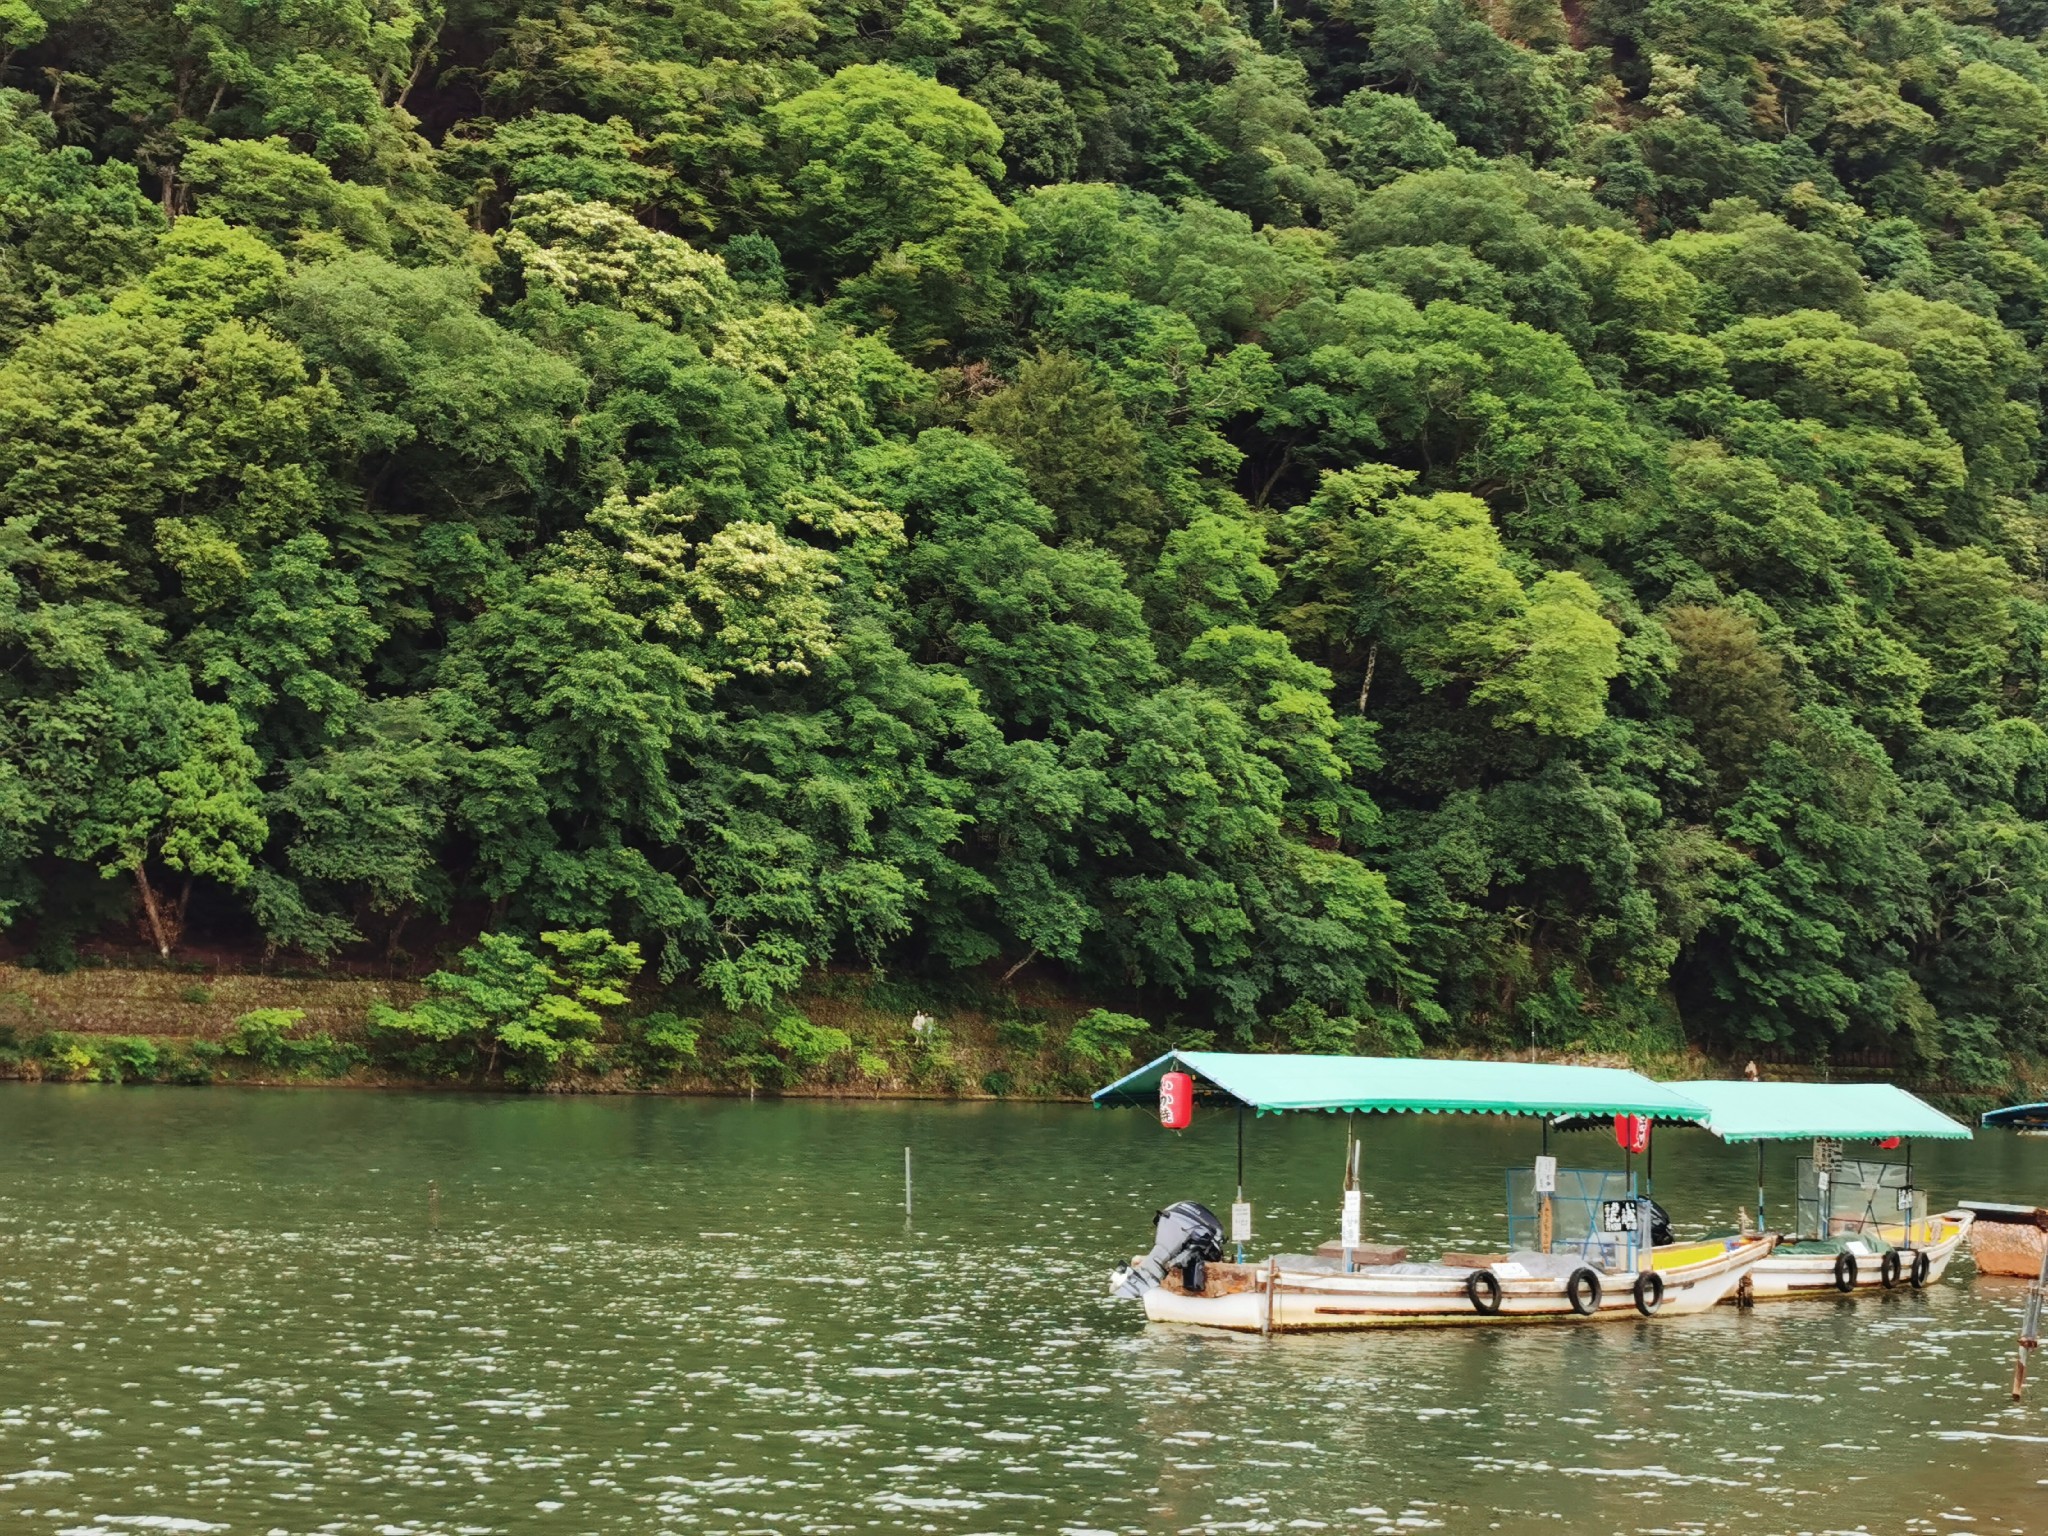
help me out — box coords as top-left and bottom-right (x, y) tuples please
(0, 959), (2035, 1107)
(0, 959), (1113, 1097)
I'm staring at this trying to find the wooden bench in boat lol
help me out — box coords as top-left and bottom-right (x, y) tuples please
(1313, 1241), (1409, 1265)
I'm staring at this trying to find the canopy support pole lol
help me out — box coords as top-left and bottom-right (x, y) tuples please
(1757, 1142), (1766, 1235)
(1906, 1137), (1916, 1245)
(1235, 1104), (1246, 1264)
(1646, 1127), (1656, 1265)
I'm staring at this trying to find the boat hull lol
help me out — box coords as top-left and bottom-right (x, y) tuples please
(1140, 1237), (1774, 1332)
(1736, 1212), (1973, 1302)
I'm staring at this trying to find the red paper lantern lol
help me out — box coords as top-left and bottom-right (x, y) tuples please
(1613, 1113), (1650, 1154)
(1159, 1070), (1194, 1130)
(1878, 1135), (1901, 1150)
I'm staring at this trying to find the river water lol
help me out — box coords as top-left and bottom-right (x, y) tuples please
(0, 1086), (2044, 1534)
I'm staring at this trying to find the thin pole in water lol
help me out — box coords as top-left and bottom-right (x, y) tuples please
(904, 1146), (913, 1218)
(428, 1179), (440, 1235)
(1756, 1142), (1766, 1235)
(2014, 1236), (2048, 1398)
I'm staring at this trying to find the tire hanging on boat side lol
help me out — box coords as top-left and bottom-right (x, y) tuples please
(1567, 1267), (1603, 1316)
(1880, 1250), (1902, 1289)
(1910, 1249), (1931, 1288)
(1466, 1269), (1503, 1315)
(1632, 1270), (1664, 1316)
(1833, 1251), (1859, 1292)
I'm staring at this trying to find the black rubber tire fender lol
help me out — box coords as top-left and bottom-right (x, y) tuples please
(1910, 1249), (1932, 1288)
(1567, 1266), (1604, 1316)
(1467, 1268), (1503, 1316)
(1833, 1251), (1859, 1293)
(1632, 1269), (1665, 1317)
(1879, 1250), (1902, 1290)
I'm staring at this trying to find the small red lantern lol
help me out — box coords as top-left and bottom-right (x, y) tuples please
(1614, 1113), (1650, 1155)
(1878, 1135), (1901, 1151)
(1159, 1070), (1194, 1130)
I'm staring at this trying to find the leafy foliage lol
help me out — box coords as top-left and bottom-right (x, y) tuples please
(370, 929), (641, 1086)
(5, 0), (2048, 1086)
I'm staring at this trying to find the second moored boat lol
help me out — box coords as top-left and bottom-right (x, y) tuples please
(1656, 1079), (1974, 1302)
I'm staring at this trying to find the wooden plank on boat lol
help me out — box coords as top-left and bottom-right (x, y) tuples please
(1166, 1261), (1263, 1296)
(1314, 1240), (1409, 1264)
(1441, 1251), (1504, 1269)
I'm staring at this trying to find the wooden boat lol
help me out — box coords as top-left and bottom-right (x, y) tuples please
(1654, 1081), (1974, 1304)
(1096, 1052), (1774, 1333)
(1137, 1234), (1776, 1331)
(1962, 1203), (2048, 1277)
(1742, 1211), (1973, 1301)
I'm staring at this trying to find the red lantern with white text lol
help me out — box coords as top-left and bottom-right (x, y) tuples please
(1159, 1070), (1194, 1130)
(1613, 1113), (1650, 1155)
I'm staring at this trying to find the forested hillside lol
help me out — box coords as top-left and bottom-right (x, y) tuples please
(4, 0), (2048, 1084)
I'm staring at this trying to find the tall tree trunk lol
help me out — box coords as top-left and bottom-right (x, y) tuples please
(133, 865), (177, 958)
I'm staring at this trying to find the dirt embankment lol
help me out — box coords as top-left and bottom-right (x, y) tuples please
(0, 963), (418, 1043)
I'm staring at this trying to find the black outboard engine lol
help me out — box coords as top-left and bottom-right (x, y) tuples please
(1648, 1199), (1673, 1248)
(1109, 1201), (1226, 1299)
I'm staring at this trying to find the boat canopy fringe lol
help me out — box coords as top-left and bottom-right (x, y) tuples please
(1667, 1081), (1970, 1142)
(1091, 1051), (1712, 1122)
(1555, 1080), (1971, 1142)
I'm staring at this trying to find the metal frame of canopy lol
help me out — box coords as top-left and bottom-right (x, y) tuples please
(1666, 1080), (1970, 1238)
(1095, 1052), (1712, 1267)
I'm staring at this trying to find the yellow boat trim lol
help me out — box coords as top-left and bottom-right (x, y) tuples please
(1651, 1240), (1732, 1271)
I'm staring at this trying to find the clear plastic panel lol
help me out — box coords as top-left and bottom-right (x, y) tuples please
(1794, 1156), (1910, 1239)
(1506, 1167), (1639, 1271)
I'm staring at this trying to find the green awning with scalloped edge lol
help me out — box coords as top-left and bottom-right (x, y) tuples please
(1671, 1080), (1970, 1142)
(1093, 1051), (1711, 1121)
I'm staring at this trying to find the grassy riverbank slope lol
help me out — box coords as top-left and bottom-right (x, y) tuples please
(2, 960), (2035, 1108)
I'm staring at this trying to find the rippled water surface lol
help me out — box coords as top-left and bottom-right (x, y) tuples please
(2, 1086), (2046, 1534)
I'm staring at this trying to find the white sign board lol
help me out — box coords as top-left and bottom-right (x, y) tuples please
(1231, 1200), (1252, 1245)
(1340, 1188), (1362, 1248)
(1533, 1155), (1558, 1195)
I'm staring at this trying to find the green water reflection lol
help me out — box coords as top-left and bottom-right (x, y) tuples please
(0, 1086), (2044, 1534)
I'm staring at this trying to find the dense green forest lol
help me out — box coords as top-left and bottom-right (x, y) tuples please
(5, 0), (2048, 1085)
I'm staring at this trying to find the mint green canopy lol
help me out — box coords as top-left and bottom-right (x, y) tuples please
(1672, 1080), (1970, 1142)
(1093, 1051), (1711, 1121)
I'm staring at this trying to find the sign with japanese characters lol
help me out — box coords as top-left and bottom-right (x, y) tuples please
(1600, 1199), (1639, 1234)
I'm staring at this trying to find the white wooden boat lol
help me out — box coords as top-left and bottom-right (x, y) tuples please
(1643, 1081), (1975, 1306)
(1095, 1052), (1755, 1334)
(1136, 1234), (1776, 1332)
(1742, 1211), (1972, 1302)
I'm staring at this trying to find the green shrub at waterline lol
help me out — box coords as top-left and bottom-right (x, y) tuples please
(215, 1007), (364, 1078)
(369, 929), (642, 1087)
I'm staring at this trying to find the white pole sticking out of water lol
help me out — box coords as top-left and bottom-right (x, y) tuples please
(904, 1146), (913, 1218)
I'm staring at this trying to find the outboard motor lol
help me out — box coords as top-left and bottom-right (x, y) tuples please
(1109, 1201), (1225, 1299)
